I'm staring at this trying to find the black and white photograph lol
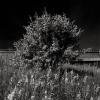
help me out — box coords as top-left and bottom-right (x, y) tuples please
(1, 0), (100, 100)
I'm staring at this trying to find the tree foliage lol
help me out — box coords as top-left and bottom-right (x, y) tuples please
(12, 11), (81, 71)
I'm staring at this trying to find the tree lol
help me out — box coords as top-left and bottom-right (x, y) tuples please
(7, 11), (82, 100)
(12, 11), (81, 72)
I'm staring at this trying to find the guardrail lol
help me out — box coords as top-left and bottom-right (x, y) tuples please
(0, 49), (15, 53)
(62, 63), (100, 82)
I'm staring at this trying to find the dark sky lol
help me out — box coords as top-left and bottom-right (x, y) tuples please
(0, 0), (100, 49)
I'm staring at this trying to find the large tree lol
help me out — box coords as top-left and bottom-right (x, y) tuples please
(6, 12), (100, 100)
(12, 11), (81, 72)
(7, 11), (89, 100)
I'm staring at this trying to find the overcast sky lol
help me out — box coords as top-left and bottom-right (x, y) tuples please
(0, 0), (100, 49)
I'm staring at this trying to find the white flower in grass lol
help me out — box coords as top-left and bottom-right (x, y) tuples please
(71, 79), (74, 86)
(54, 73), (59, 80)
(44, 90), (48, 99)
(18, 89), (22, 97)
(77, 82), (80, 86)
(65, 71), (68, 83)
(31, 95), (35, 100)
(65, 76), (68, 84)
(30, 78), (35, 85)
(17, 79), (22, 84)
(70, 70), (74, 75)
(97, 96), (100, 100)
(83, 75), (88, 83)
(73, 75), (78, 80)
(47, 67), (51, 79)
(86, 85), (90, 91)
(90, 97), (94, 100)
(76, 91), (81, 99)
(96, 86), (100, 93)
(7, 86), (17, 100)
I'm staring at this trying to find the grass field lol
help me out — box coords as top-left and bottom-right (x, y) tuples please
(0, 51), (15, 100)
(1, 51), (100, 100)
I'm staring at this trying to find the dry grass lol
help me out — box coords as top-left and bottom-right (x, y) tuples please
(0, 52), (100, 100)
(5, 64), (100, 100)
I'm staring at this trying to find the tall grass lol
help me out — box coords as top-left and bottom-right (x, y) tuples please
(0, 52), (14, 100)
(5, 63), (100, 100)
(1, 51), (100, 100)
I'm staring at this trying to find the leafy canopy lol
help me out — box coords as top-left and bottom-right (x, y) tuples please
(13, 11), (81, 71)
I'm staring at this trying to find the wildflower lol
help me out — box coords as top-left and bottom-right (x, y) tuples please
(83, 75), (88, 83)
(76, 91), (81, 99)
(90, 96), (94, 100)
(7, 86), (17, 100)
